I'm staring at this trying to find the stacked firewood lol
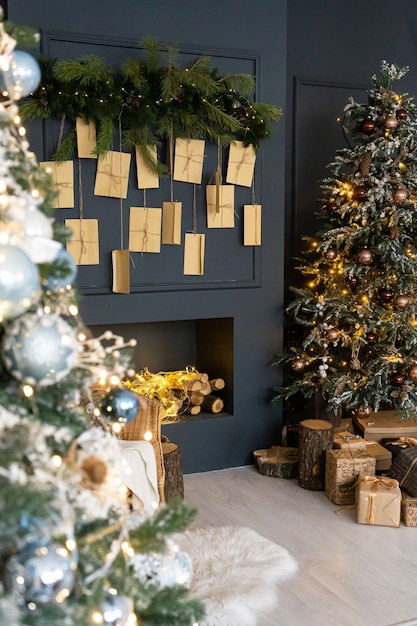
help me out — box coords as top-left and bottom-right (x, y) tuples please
(178, 372), (226, 416)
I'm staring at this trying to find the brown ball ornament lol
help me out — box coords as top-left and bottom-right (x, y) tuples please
(325, 248), (337, 260)
(326, 327), (339, 342)
(377, 287), (395, 303)
(366, 332), (378, 345)
(360, 118), (376, 134)
(357, 248), (373, 264)
(291, 357), (306, 372)
(326, 202), (338, 214)
(408, 363), (417, 381)
(352, 185), (367, 202)
(392, 188), (409, 203)
(384, 115), (398, 129)
(394, 294), (410, 309)
(396, 108), (408, 121)
(355, 405), (372, 419)
(345, 275), (359, 289)
(390, 372), (405, 386)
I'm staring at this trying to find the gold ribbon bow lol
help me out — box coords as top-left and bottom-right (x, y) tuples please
(362, 475), (399, 525)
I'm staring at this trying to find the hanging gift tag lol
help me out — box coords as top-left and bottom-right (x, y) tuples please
(244, 204), (262, 245)
(94, 151), (131, 199)
(40, 161), (74, 209)
(162, 201), (182, 245)
(135, 145), (159, 189)
(65, 218), (99, 265)
(226, 141), (256, 187)
(112, 249), (130, 294)
(129, 207), (162, 253)
(206, 184), (235, 228)
(76, 117), (97, 158)
(173, 138), (205, 184)
(184, 233), (205, 275)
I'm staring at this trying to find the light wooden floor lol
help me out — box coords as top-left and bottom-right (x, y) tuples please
(183, 465), (417, 626)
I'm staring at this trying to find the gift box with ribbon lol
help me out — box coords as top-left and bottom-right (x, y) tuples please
(388, 445), (417, 497)
(356, 475), (401, 527)
(325, 448), (376, 505)
(382, 436), (417, 460)
(402, 491), (417, 527)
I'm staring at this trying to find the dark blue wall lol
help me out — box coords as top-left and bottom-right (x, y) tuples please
(10, 0), (287, 473)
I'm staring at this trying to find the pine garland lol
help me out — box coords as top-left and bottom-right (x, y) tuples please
(19, 38), (282, 161)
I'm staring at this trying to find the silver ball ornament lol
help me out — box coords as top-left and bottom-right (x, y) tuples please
(101, 593), (134, 626)
(3, 50), (41, 100)
(0, 244), (40, 320)
(99, 387), (139, 426)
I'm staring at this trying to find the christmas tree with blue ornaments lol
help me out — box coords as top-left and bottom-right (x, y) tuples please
(0, 12), (204, 626)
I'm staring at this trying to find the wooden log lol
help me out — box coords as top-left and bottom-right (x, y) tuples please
(202, 394), (224, 413)
(162, 440), (184, 500)
(199, 380), (212, 396)
(298, 419), (334, 491)
(182, 404), (201, 416)
(185, 379), (202, 392)
(189, 390), (204, 406)
(253, 445), (298, 479)
(209, 377), (225, 391)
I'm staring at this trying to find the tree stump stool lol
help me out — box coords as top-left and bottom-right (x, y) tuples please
(162, 439), (184, 500)
(298, 419), (334, 490)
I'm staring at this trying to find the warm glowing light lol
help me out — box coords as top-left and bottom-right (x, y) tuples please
(111, 423), (123, 434)
(31, 188), (40, 198)
(68, 304), (78, 316)
(143, 430), (152, 441)
(52, 455), (62, 468)
(361, 295), (369, 303)
(341, 289), (348, 295)
(18, 126), (26, 136)
(13, 115), (21, 124)
(66, 539), (76, 551)
(109, 375), (120, 386)
(44, 305), (51, 314)
(308, 281), (315, 288)
(22, 384), (34, 398)
(92, 612), (103, 624)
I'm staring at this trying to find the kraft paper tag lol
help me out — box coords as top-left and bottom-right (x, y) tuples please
(184, 233), (205, 275)
(76, 117), (97, 158)
(112, 249), (130, 294)
(94, 151), (131, 199)
(129, 207), (162, 253)
(173, 138), (205, 184)
(244, 204), (262, 245)
(162, 201), (182, 245)
(206, 184), (235, 228)
(226, 141), (256, 187)
(135, 145), (159, 189)
(65, 218), (99, 265)
(40, 161), (74, 209)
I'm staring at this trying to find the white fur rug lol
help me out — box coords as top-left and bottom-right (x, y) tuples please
(174, 526), (298, 626)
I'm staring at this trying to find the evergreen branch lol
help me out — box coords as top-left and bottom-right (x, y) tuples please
(95, 117), (115, 155)
(142, 35), (164, 74)
(53, 128), (77, 161)
(120, 57), (147, 91)
(54, 55), (113, 86)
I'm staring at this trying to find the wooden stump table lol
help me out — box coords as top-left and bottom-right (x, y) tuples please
(298, 419), (334, 490)
(162, 439), (184, 500)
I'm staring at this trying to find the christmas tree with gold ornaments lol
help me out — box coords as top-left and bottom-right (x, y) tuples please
(274, 61), (417, 422)
(0, 12), (205, 626)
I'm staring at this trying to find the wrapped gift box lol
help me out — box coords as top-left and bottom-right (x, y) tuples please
(333, 431), (366, 450)
(226, 141), (256, 187)
(325, 448), (376, 505)
(382, 437), (417, 460)
(353, 410), (417, 442)
(40, 161), (74, 208)
(402, 491), (417, 527)
(364, 440), (392, 472)
(388, 445), (417, 497)
(356, 476), (401, 527)
(244, 204), (262, 245)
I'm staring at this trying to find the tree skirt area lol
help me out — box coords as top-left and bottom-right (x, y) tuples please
(174, 526), (298, 626)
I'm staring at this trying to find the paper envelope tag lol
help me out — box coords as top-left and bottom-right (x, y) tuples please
(136, 145), (159, 189)
(76, 117), (97, 158)
(184, 233), (205, 275)
(244, 204), (262, 245)
(40, 161), (74, 209)
(129, 207), (162, 253)
(173, 138), (205, 184)
(112, 249), (130, 294)
(162, 201), (182, 245)
(226, 141), (256, 187)
(94, 151), (131, 199)
(65, 218), (99, 265)
(206, 185), (235, 228)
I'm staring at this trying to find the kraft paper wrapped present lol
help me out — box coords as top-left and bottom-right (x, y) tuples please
(206, 184), (235, 228)
(388, 445), (417, 497)
(65, 218), (99, 265)
(226, 141), (256, 187)
(76, 117), (97, 158)
(325, 448), (376, 505)
(94, 151), (131, 199)
(401, 491), (417, 526)
(365, 440), (392, 472)
(333, 431), (366, 450)
(356, 475), (401, 527)
(135, 145), (159, 189)
(244, 204), (262, 245)
(129, 207), (162, 253)
(173, 138), (205, 184)
(162, 201), (182, 245)
(112, 249), (130, 294)
(353, 409), (417, 441)
(40, 161), (74, 209)
(183, 233), (205, 275)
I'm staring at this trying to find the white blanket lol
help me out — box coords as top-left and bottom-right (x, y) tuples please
(118, 440), (160, 515)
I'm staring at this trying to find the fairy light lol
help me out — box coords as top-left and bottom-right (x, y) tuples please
(91, 612), (103, 624)
(68, 304), (78, 316)
(51, 454), (62, 468)
(143, 430), (152, 441)
(22, 384), (34, 398)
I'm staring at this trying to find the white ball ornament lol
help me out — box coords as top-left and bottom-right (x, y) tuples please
(3, 50), (41, 100)
(0, 243), (40, 320)
(2, 312), (78, 386)
(22, 208), (62, 263)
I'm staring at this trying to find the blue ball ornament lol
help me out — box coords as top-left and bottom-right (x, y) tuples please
(99, 387), (139, 426)
(0, 244), (40, 320)
(3, 50), (41, 100)
(43, 248), (77, 291)
(2, 312), (78, 386)
(101, 593), (134, 625)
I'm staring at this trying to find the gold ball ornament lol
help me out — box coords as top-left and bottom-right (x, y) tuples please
(392, 188), (409, 203)
(326, 327), (339, 342)
(355, 405), (372, 418)
(384, 115), (398, 129)
(357, 248), (373, 264)
(394, 294), (410, 309)
(408, 363), (417, 381)
(291, 357), (306, 372)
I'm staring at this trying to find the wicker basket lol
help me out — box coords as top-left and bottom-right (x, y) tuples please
(120, 395), (165, 502)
